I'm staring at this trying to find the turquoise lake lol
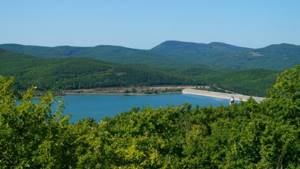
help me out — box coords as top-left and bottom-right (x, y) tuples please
(57, 94), (229, 122)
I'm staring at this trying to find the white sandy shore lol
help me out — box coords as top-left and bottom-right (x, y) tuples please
(182, 88), (265, 102)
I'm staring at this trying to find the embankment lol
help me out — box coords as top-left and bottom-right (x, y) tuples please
(182, 88), (265, 102)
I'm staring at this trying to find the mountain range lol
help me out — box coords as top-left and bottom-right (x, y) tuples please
(1, 41), (300, 70)
(0, 48), (277, 96)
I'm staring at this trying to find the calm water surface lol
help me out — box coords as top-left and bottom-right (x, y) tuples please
(56, 94), (228, 122)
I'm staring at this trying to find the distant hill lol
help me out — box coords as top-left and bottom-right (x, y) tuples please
(150, 41), (252, 68)
(1, 41), (299, 70)
(0, 49), (277, 96)
(0, 44), (174, 66)
(246, 43), (300, 70)
(151, 41), (300, 70)
(0, 49), (186, 90)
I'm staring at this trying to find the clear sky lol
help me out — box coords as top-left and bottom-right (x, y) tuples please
(1, 0), (299, 49)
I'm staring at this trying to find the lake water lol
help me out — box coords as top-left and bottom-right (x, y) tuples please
(57, 94), (228, 122)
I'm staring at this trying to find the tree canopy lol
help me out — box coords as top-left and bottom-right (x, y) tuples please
(0, 66), (299, 168)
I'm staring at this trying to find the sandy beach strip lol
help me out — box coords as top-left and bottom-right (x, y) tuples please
(182, 88), (265, 102)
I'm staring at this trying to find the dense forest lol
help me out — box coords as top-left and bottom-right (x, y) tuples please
(0, 65), (299, 168)
(0, 49), (277, 96)
(1, 41), (300, 70)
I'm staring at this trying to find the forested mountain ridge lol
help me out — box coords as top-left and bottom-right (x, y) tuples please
(0, 43), (175, 66)
(0, 49), (187, 91)
(0, 65), (299, 168)
(0, 49), (277, 95)
(151, 41), (300, 70)
(1, 41), (300, 70)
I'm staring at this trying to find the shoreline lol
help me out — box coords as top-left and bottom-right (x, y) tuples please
(62, 85), (197, 96)
(52, 86), (265, 102)
(64, 91), (182, 96)
(182, 88), (265, 102)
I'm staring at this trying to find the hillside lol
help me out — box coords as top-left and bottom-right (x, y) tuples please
(151, 41), (300, 70)
(0, 49), (277, 96)
(0, 49), (186, 91)
(151, 41), (251, 66)
(0, 44), (175, 66)
(1, 41), (300, 70)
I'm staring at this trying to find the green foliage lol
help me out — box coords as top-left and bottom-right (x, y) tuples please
(0, 66), (299, 168)
(269, 65), (300, 100)
(0, 76), (74, 168)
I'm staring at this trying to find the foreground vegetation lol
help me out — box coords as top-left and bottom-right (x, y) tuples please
(0, 66), (299, 168)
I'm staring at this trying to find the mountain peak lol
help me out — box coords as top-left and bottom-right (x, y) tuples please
(264, 43), (298, 48)
(156, 40), (202, 46)
(152, 41), (208, 51)
(258, 43), (300, 53)
(152, 40), (251, 53)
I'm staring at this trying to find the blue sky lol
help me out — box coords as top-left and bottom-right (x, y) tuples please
(0, 0), (299, 49)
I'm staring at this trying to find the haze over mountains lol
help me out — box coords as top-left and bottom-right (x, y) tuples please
(1, 40), (300, 70)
